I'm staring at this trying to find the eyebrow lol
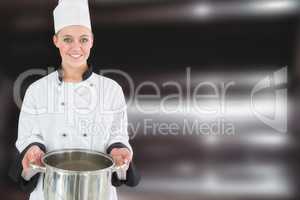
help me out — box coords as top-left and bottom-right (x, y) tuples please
(62, 35), (73, 38)
(62, 34), (90, 38)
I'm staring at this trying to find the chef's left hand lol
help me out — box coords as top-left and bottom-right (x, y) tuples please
(110, 148), (132, 166)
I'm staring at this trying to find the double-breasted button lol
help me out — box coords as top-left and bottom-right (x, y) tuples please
(61, 133), (67, 137)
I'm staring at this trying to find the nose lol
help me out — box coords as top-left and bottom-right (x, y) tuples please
(70, 40), (82, 50)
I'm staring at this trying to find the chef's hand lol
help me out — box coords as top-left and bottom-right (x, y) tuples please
(110, 148), (132, 166)
(22, 145), (45, 171)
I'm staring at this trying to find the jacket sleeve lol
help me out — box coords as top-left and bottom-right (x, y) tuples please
(105, 84), (132, 153)
(15, 84), (45, 153)
(106, 142), (141, 187)
(105, 84), (140, 187)
(9, 142), (46, 192)
(9, 84), (46, 192)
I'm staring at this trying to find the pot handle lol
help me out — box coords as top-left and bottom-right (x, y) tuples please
(21, 163), (46, 181)
(30, 163), (46, 173)
(112, 163), (129, 180)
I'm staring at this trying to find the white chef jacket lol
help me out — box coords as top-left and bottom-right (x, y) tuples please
(15, 70), (132, 200)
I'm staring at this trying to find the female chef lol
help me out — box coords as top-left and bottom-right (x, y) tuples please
(9, 0), (140, 199)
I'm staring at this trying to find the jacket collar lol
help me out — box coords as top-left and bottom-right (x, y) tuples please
(57, 64), (93, 83)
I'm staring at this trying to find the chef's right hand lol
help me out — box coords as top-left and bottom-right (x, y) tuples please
(22, 145), (45, 171)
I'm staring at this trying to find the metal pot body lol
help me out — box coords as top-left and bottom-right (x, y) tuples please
(43, 166), (112, 200)
(34, 149), (116, 200)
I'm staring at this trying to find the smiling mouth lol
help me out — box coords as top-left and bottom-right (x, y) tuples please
(69, 54), (83, 59)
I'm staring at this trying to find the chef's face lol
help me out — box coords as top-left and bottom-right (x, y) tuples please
(53, 25), (93, 69)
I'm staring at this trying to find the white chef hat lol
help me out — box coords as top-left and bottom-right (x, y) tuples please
(53, 0), (92, 33)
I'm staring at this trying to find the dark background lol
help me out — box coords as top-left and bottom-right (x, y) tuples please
(1, 0), (300, 199)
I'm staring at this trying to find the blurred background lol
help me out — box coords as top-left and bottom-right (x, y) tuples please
(1, 0), (300, 199)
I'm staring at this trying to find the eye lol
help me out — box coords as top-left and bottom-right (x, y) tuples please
(63, 38), (72, 43)
(80, 38), (89, 43)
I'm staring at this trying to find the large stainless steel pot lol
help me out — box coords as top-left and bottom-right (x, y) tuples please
(30, 148), (126, 200)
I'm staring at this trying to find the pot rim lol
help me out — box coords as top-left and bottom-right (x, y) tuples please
(41, 148), (115, 174)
